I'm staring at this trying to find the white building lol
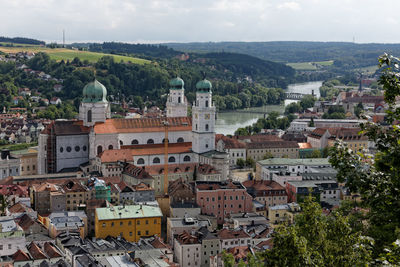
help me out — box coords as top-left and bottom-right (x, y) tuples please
(38, 78), (228, 179)
(0, 217), (26, 257)
(0, 150), (20, 180)
(173, 231), (201, 267)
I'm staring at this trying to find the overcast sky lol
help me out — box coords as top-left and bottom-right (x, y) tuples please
(0, 0), (398, 44)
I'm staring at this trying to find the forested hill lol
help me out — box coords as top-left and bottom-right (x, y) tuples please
(164, 41), (400, 68)
(88, 42), (181, 59)
(0, 36), (45, 45)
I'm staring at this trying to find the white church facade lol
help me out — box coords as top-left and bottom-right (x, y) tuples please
(38, 77), (229, 178)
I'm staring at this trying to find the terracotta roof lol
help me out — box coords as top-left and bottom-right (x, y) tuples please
(145, 163), (196, 175)
(236, 135), (282, 142)
(255, 239), (274, 249)
(242, 180), (286, 196)
(99, 149), (132, 163)
(0, 184), (28, 196)
(12, 249), (31, 261)
(226, 246), (250, 262)
(43, 242), (62, 258)
(28, 242), (47, 260)
(217, 135), (246, 149)
(16, 214), (36, 231)
(94, 117), (192, 134)
(168, 178), (195, 196)
(61, 180), (88, 193)
(8, 202), (34, 213)
(176, 231), (199, 244)
(32, 182), (60, 192)
(309, 128), (329, 139)
(298, 142), (312, 149)
(123, 164), (153, 179)
(217, 228), (250, 239)
(150, 236), (170, 249)
(42, 120), (90, 135)
(197, 164), (219, 175)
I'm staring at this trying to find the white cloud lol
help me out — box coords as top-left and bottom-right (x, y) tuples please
(277, 1), (301, 10)
(0, 0), (399, 43)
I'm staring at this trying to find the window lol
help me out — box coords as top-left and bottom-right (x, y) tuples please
(129, 232), (133, 236)
(66, 146), (72, 152)
(152, 157), (160, 164)
(138, 231), (141, 235)
(178, 96), (181, 103)
(205, 124), (209, 131)
(131, 139), (139, 145)
(147, 139), (154, 144)
(146, 220), (149, 224)
(154, 219), (157, 224)
(108, 145), (113, 150)
(83, 145), (87, 152)
(137, 158), (145, 165)
(162, 138), (169, 144)
(75, 146), (80, 152)
(205, 100), (209, 107)
(177, 137), (184, 143)
(111, 222), (114, 226)
(60, 147), (63, 153)
(97, 146), (103, 155)
(168, 156), (176, 163)
(145, 230), (149, 235)
(137, 220), (140, 225)
(102, 223), (106, 228)
(120, 222), (123, 226)
(87, 110), (92, 122)
(183, 155), (191, 162)
(8, 244), (11, 249)
(120, 140), (123, 145)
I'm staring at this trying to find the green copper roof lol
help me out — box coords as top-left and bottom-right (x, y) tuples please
(196, 79), (212, 91)
(82, 80), (108, 103)
(96, 205), (162, 220)
(169, 77), (184, 89)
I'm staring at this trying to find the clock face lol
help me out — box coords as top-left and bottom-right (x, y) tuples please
(205, 114), (210, 119)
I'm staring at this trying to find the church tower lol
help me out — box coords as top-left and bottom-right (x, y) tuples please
(166, 77), (188, 117)
(192, 78), (216, 154)
(79, 80), (111, 127)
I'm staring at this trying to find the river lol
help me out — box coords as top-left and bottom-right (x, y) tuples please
(215, 81), (323, 135)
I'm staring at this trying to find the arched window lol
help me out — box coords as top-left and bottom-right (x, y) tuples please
(66, 146), (72, 152)
(178, 96), (181, 103)
(162, 138), (169, 144)
(168, 156), (176, 163)
(183, 155), (191, 162)
(83, 145), (87, 151)
(131, 139), (139, 145)
(153, 157), (160, 164)
(97, 146), (103, 155)
(205, 124), (209, 131)
(75, 146), (80, 152)
(108, 145), (113, 150)
(147, 139), (154, 144)
(119, 140), (123, 146)
(60, 147), (63, 153)
(205, 100), (209, 107)
(87, 110), (92, 123)
(177, 137), (185, 143)
(137, 158), (145, 165)
(196, 124), (198, 131)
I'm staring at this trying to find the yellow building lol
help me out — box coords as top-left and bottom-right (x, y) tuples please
(268, 203), (300, 225)
(95, 205), (162, 242)
(11, 147), (38, 176)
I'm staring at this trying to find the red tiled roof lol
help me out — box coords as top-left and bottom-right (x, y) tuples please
(217, 228), (250, 239)
(197, 164), (219, 175)
(123, 164), (153, 179)
(94, 117), (192, 134)
(99, 149), (132, 163)
(61, 180), (88, 193)
(145, 163), (196, 175)
(28, 242), (47, 260)
(176, 231), (199, 244)
(12, 249), (31, 261)
(8, 202), (33, 213)
(217, 135), (246, 149)
(43, 242), (62, 258)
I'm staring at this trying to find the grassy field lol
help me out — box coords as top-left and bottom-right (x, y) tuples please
(0, 45), (150, 64)
(287, 60), (334, 70)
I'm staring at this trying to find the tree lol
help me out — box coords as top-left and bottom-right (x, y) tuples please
(263, 196), (373, 266)
(300, 95), (316, 110)
(307, 149), (321, 158)
(329, 53), (400, 256)
(263, 152), (273, 159)
(309, 117), (315, 127)
(236, 158), (245, 168)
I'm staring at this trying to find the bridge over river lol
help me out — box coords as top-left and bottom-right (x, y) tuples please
(284, 92), (314, 100)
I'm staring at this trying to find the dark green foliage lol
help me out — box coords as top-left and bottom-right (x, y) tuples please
(329, 53), (400, 256)
(0, 36), (45, 45)
(322, 106), (346, 119)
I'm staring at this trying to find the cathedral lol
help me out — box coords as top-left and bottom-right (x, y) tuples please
(38, 77), (229, 178)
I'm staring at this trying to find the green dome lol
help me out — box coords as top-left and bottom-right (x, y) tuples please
(196, 79), (212, 91)
(82, 80), (107, 103)
(169, 77), (184, 89)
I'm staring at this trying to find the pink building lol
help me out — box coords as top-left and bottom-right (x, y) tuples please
(195, 181), (253, 224)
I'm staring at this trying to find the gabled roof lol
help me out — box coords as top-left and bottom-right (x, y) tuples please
(94, 117), (192, 134)
(123, 164), (153, 180)
(43, 242), (62, 258)
(217, 228), (250, 239)
(12, 249), (31, 261)
(28, 242), (47, 260)
(8, 202), (34, 214)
